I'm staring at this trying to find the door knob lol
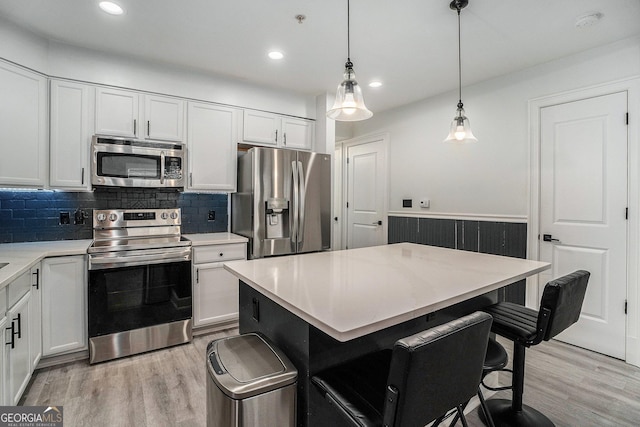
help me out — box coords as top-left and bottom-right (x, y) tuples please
(372, 220), (382, 226)
(543, 234), (560, 242)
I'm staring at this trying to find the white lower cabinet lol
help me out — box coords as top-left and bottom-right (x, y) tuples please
(0, 315), (7, 405)
(42, 256), (87, 356)
(6, 291), (31, 405)
(193, 243), (246, 328)
(29, 263), (42, 371)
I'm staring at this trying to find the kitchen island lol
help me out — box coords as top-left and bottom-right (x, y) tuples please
(224, 243), (550, 426)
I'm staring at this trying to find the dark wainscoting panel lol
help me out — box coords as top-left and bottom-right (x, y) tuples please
(389, 216), (528, 304)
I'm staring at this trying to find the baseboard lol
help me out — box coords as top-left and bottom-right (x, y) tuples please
(193, 319), (239, 337)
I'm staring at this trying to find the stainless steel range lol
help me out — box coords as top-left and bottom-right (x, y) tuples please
(87, 208), (192, 364)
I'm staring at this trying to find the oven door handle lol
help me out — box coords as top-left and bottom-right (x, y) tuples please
(89, 248), (191, 270)
(160, 151), (166, 185)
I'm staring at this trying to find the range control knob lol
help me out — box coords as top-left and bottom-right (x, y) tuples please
(109, 213), (118, 222)
(170, 212), (179, 220)
(161, 212), (169, 220)
(96, 213), (106, 222)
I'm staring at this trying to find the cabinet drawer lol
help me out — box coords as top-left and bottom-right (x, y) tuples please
(8, 269), (31, 308)
(193, 243), (246, 264)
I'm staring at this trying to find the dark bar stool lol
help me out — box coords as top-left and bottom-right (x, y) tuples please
(449, 337), (509, 427)
(481, 270), (590, 427)
(311, 311), (493, 427)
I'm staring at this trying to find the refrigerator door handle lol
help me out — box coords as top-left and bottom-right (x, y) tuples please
(297, 160), (306, 244)
(291, 160), (299, 244)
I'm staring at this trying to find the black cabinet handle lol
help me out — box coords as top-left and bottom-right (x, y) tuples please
(6, 324), (15, 349)
(15, 313), (21, 339)
(32, 268), (39, 290)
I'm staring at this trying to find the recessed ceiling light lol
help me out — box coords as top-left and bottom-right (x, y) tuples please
(369, 81), (383, 88)
(268, 51), (284, 60)
(99, 1), (124, 15)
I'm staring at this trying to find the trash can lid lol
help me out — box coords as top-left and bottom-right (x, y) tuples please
(207, 333), (298, 399)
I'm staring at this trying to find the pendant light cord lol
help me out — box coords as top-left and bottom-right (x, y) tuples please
(457, 7), (463, 108)
(347, 0), (351, 63)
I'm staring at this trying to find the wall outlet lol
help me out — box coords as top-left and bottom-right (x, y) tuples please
(208, 210), (216, 221)
(420, 199), (430, 208)
(59, 211), (70, 225)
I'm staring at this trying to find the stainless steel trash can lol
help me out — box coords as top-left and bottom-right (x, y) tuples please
(206, 333), (298, 427)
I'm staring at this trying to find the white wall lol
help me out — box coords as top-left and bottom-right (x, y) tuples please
(351, 36), (640, 218)
(0, 17), (49, 73)
(0, 16), (315, 119)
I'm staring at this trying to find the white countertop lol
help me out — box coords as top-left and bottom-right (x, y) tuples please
(224, 243), (551, 342)
(0, 240), (92, 289)
(183, 232), (248, 246)
(0, 232), (246, 289)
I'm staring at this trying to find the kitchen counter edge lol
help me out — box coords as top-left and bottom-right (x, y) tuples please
(0, 240), (93, 290)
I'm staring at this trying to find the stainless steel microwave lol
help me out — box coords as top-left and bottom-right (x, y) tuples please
(91, 135), (186, 188)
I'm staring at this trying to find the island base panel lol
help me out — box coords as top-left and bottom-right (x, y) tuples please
(238, 281), (498, 427)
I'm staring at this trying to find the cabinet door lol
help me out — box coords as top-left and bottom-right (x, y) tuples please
(7, 292), (31, 406)
(42, 256), (87, 356)
(282, 117), (314, 150)
(187, 102), (238, 191)
(0, 61), (47, 187)
(0, 315), (7, 405)
(28, 264), (41, 371)
(95, 87), (139, 138)
(193, 263), (239, 327)
(242, 110), (279, 146)
(50, 80), (93, 189)
(144, 94), (184, 142)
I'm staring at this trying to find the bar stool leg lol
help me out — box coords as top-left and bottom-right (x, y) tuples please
(483, 343), (555, 427)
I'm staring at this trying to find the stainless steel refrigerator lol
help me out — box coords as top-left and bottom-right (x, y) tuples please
(232, 147), (331, 259)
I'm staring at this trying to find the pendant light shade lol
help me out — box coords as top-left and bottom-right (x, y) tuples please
(444, 0), (476, 143)
(327, 0), (373, 122)
(444, 103), (477, 142)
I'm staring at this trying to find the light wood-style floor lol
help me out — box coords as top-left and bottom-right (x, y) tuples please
(21, 328), (640, 427)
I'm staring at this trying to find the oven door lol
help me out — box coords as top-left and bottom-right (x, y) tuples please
(88, 258), (192, 339)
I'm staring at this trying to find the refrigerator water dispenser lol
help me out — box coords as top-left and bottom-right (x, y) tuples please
(265, 198), (289, 239)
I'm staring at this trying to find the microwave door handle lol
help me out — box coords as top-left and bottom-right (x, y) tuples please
(291, 161), (299, 245)
(297, 161), (305, 244)
(160, 151), (165, 185)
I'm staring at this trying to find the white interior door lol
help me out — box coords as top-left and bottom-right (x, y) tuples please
(539, 91), (628, 359)
(346, 137), (387, 249)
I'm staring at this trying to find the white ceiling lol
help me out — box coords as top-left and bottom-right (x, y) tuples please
(0, 0), (639, 114)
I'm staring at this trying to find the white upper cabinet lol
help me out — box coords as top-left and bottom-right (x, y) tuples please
(281, 116), (314, 150)
(49, 80), (94, 189)
(242, 110), (280, 146)
(144, 94), (184, 141)
(96, 87), (184, 142)
(95, 87), (139, 138)
(187, 102), (239, 192)
(242, 109), (314, 150)
(0, 61), (48, 187)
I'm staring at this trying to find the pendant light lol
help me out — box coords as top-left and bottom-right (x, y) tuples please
(444, 0), (477, 143)
(327, 0), (373, 121)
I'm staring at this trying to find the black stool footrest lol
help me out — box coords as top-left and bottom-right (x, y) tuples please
(482, 399), (555, 427)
